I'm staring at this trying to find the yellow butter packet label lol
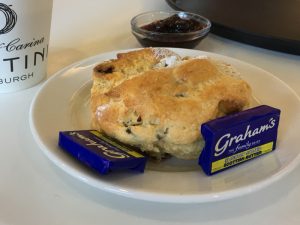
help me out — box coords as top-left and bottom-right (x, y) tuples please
(199, 105), (281, 175)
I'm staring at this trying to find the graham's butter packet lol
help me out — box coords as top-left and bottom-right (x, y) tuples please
(199, 105), (281, 175)
(58, 130), (147, 174)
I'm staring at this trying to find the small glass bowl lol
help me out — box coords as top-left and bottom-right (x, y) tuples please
(131, 11), (211, 48)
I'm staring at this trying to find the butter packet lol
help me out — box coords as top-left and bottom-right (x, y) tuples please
(199, 105), (281, 175)
(58, 130), (147, 174)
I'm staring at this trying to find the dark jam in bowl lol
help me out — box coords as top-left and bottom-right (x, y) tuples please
(131, 12), (211, 48)
(141, 14), (205, 33)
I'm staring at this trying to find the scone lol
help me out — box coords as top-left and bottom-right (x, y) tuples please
(91, 48), (252, 160)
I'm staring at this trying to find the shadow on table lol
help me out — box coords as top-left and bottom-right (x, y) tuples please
(57, 161), (300, 223)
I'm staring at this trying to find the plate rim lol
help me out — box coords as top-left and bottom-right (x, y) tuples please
(29, 48), (300, 203)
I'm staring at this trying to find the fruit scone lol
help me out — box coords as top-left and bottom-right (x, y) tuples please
(90, 48), (252, 160)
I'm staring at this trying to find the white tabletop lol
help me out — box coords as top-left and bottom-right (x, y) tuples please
(1, 0), (300, 224)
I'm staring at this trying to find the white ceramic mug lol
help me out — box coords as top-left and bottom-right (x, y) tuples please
(0, 0), (52, 93)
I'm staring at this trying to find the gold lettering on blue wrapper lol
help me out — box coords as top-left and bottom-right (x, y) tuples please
(68, 131), (130, 159)
(89, 130), (144, 158)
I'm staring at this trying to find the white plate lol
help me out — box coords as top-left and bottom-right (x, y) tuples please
(29, 48), (300, 203)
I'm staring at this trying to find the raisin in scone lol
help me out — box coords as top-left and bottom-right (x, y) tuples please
(91, 48), (251, 160)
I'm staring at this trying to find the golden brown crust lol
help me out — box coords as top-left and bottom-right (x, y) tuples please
(90, 49), (252, 159)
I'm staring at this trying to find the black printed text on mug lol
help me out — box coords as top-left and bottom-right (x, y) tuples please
(0, 3), (17, 35)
